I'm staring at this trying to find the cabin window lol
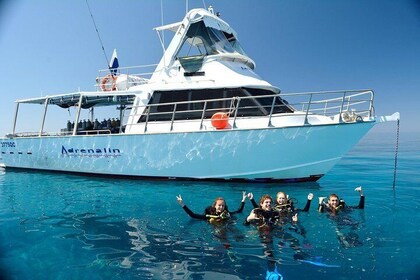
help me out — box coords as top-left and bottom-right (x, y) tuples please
(177, 21), (215, 58)
(176, 20), (247, 60)
(138, 88), (293, 122)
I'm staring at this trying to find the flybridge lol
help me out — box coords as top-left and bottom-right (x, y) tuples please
(152, 7), (256, 79)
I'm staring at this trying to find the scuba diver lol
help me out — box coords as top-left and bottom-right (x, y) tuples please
(244, 194), (284, 280)
(245, 194), (281, 229)
(274, 192), (313, 214)
(176, 191), (247, 224)
(318, 186), (365, 248)
(249, 192), (313, 225)
(318, 186), (365, 214)
(176, 192), (248, 262)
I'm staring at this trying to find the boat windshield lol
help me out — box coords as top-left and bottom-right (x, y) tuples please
(176, 20), (247, 59)
(139, 87), (293, 122)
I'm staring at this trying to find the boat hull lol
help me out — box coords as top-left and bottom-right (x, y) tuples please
(0, 122), (375, 182)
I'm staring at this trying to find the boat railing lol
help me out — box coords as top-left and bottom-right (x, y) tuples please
(299, 90), (374, 123)
(130, 89), (374, 132)
(96, 64), (158, 91)
(9, 90), (374, 138)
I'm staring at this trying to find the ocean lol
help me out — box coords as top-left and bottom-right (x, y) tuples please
(0, 129), (418, 280)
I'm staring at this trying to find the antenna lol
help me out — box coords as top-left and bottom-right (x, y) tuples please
(161, 0), (165, 45)
(85, 0), (111, 73)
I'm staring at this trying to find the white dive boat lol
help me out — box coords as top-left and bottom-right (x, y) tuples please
(0, 8), (398, 182)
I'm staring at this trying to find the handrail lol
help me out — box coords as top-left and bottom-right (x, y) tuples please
(267, 96), (276, 127)
(97, 64), (159, 91)
(11, 89), (374, 138)
(304, 94), (313, 125)
(130, 89), (374, 132)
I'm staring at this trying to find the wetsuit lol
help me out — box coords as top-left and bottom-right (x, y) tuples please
(181, 201), (245, 223)
(244, 207), (281, 229)
(274, 198), (311, 213)
(250, 198), (312, 214)
(318, 195), (365, 213)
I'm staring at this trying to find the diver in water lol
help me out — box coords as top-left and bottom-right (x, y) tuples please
(245, 194), (281, 229)
(318, 186), (365, 248)
(274, 192), (313, 214)
(249, 192), (313, 226)
(177, 192), (248, 258)
(318, 186), (365, 214)
(176, 191), (247, 224)
(244, 194), (284, 280)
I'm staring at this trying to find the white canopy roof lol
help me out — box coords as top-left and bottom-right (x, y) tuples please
(154, 21), (182, 32)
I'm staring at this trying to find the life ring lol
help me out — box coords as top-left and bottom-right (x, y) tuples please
(211, 112), (229, 129)
(101, 74), (117, 91)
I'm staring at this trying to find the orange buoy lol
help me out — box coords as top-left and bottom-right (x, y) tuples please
(211, 112), (229, 129)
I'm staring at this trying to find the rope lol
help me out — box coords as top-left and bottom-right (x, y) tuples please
(85, 0), (110, 73)
(161, 0), (165, 45)
(392, 119), (400, 188)
(227, 97), (239, 116)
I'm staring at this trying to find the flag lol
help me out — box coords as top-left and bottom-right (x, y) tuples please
(109, 49), (119, 74)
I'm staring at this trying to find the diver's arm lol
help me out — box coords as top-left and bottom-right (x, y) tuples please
(301, 193), (313, 212)
(318, 197), (326, 212)
(230, 191), (247, 214)
(244, 209), (258, 225)
(181, 205), (207, 220)
(357, 195), (365, 209)
(302, 200), (311, 212)
(355, 186), (365, 209)
(250, 199), (259, 209)
(247, 192), (259, 208)
(230, 201), (245, 215)
(347, 187), (365, 209)
(177, 194), (207, 220)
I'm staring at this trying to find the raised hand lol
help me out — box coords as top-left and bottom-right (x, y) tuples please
(355, 186), (364, 196)
(247, 192), (254, 200)
(176, 194), (184, 206)
(242, 191), (247, 202)
(307, 193), (314, 200)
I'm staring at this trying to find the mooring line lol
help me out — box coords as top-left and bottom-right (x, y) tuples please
(392, 119), (400, 188)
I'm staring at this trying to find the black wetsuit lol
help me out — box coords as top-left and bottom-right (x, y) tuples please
(250, 198), (312, 218)
(250, 198), (311, 213)
(181, 201), (245, 223)
(244, 207), (281, 230)
(318, 196), (365, 213)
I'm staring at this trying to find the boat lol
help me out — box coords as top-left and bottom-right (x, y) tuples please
(0, 7), (399, 182)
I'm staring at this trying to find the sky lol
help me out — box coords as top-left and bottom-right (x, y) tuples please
(0, 0), (419, 137)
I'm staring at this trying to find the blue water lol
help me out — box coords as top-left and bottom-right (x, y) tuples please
(0, 130), (419, 280)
